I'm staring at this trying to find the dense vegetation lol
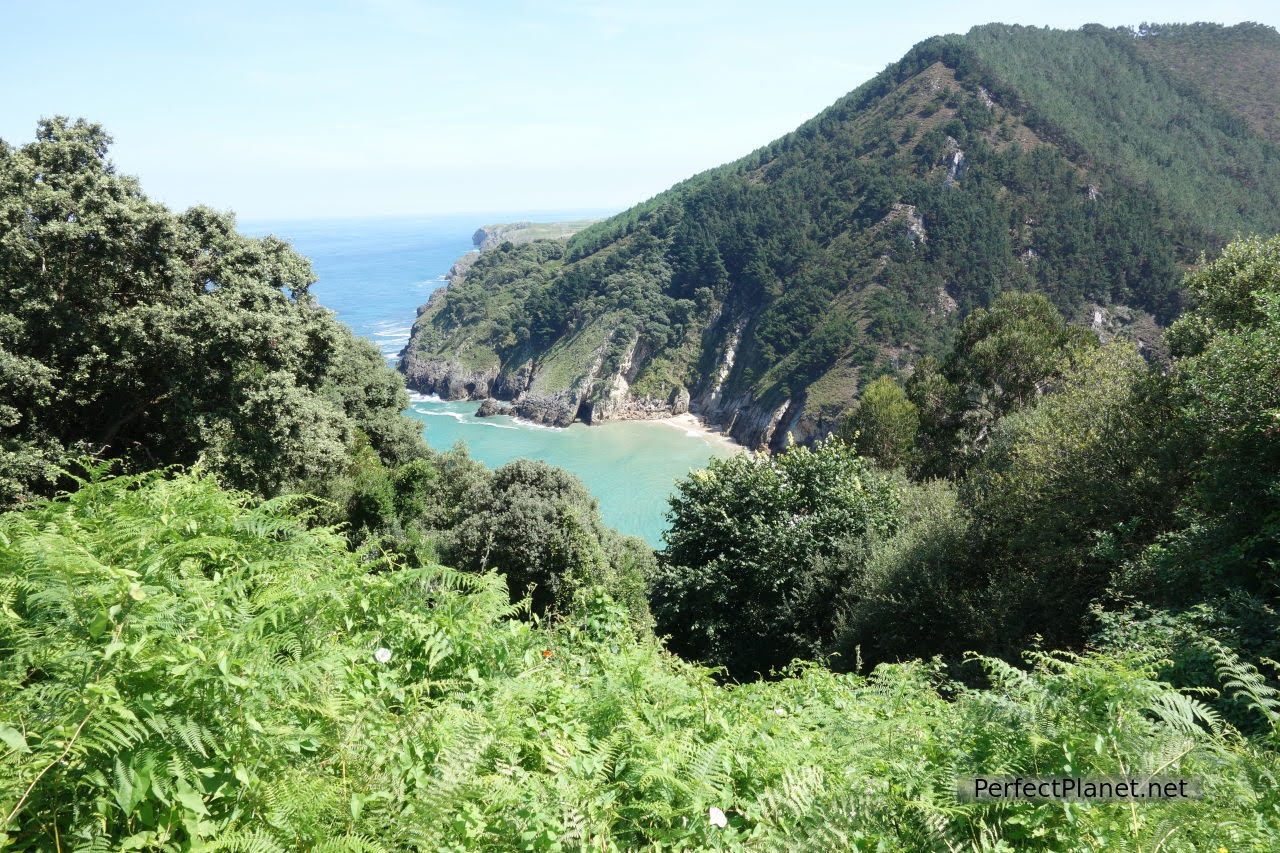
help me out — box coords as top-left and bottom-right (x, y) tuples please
(0, 118), (422, 505)
(6, 22), (1280, 850)
(5, 470), (1280, 850)
(0, 119), (653, 626)
(652, 238), (1280, 688)
(402, 22), (1280, 450)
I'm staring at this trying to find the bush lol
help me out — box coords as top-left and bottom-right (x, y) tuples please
(441, 458), (652, 626)
(833, 479), (983, 665)
(652, 438), (898, 677)
(4, 470), (1280, 850)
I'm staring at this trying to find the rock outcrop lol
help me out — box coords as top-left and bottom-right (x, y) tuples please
(474, 399), (512, 418)
(446, 251), (480, 285)
(400, 355), (500, 401)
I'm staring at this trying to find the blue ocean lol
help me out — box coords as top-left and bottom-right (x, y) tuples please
(240, 213), (735, 545)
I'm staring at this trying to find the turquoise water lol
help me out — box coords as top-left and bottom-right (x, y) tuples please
(241, 214), (736, 546)
(408, 396), (734, 544)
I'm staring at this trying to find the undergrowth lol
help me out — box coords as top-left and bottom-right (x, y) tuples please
(2, 471), (1277, 850)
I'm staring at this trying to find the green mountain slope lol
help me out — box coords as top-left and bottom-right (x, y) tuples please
(401, 22), (1280, 449)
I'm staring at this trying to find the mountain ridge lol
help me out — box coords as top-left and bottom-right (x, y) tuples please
(401, 22), (1280, 449)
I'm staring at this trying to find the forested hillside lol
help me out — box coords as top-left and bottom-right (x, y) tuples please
(402, 22), (1280, 449)
(6, 23), (1280, 850)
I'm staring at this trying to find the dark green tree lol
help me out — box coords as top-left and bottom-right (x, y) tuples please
(442, 459), (653, 625)
(0, 118), (425, 505)
(1126, 236), (1280, 603)
(908, 292), (1096, 477)
(652, 439), (898, 677)
(839, 375), (919, 469)
(961, 343), (1182, 649)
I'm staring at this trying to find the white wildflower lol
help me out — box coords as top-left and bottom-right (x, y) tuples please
(374, 647), (392, 663)
(708, 806), (728, 828)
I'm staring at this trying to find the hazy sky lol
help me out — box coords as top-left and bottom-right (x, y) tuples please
(2, 1), (1276, 219)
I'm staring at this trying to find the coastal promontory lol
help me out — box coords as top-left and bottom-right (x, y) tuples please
(401, 23), (1280, 449)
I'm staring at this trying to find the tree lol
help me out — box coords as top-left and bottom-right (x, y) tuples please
(1167, 234), (1280, 358)
(946, 291), (1097, 416)
(652, 439), (898, 677)
(441, 459), (653, 625)
(833, 479), (981, 664)
(0, 118), (426, 505)
(961, 342), (1181, 648)
(908, 291), (1096, 477)
(839, 375), (919, 469)
(1129, 236), (1280, 603)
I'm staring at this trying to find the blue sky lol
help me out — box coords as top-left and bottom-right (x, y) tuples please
(2, 0), (1277, 219)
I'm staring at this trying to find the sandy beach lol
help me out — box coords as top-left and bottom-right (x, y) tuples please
(652, 412), (746, 452)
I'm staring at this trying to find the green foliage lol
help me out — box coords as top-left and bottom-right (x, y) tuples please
(0, 469), (522, 849)
(947, 292), (1097, 415)
(1090, 597), (1280, 735)
(909, 292), (1097, 478)
(652, 439), (898, 677)
(441, 459), (653, 627)
(962, 23), (1280, 239)
(959, 343), (1183, 650)
(1118, 235), (1280, 607)
(0, 118), (426, 507)
(1135, 22), (1280, 143)
(838, 375), (919, 470)
(1167, 234), (1280, 356)
(833, 478), (982, 664)
(850, 237), (1280, 670)
(4, 470), (1280, 850)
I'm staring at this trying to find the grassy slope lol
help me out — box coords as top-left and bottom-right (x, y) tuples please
(475, 220), (599, 249)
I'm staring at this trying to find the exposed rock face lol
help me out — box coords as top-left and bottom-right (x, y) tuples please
(513, 392), (580, 427)
(704, 394), (804, 451)
(945, 137), (967, 186)
(887, 203), (927, 243)
(402, 303), (825, 450)
(446, 251), (480, 285)
(474, 399), (511, 418)
(935, 285), (959, 315)
(400, 355), (499, 400)
(473, 223), (531, 251)
(403, 329), (742, 440)
(1086, 302), (1171, 366)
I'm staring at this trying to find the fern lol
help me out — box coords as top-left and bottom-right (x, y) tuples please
(1207, 638), (1280, 729)
(4, 471), (1280, 850)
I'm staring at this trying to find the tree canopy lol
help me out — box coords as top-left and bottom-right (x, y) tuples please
(652, 439), (898, 677)
(0, 118), (424, 505)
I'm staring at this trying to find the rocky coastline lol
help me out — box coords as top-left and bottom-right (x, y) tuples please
(398, 221), (833, 451)
(400, 340), (809, 451)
